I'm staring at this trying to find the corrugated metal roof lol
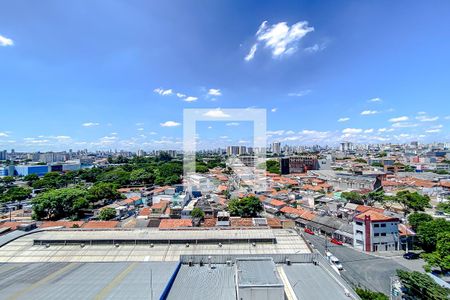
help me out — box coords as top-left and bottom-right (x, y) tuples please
(167, 265), (235, 300)
(0, 262), (177, 300)
(236, 258), (283, 287)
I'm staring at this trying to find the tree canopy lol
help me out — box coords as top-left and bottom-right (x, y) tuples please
(227, 196), (263, 217)
(408, 212), (433, 232)
(417, 218), (450, 252)
(422, 232), (450, 273)
(190, 207), (205, 219)
(32, 188), (89, 220)
(98, 207), (117, 220)
(397, 269), (449, 300)
(355, 288), (388, 300)
(388, 191), (430, 215)
(341, 191), (365, 205)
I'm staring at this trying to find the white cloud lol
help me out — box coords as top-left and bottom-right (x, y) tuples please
(82, 122), (99, 127)
(425, 128), (441, 133)
(238, 140), (250, 144)
(444, 116), (450, 120)
(245, 44), (258, 61)
(176, 93), (186, 98)
(160, 121), (181, 127)
(0, 35), (13, 47)
(288, 89), (311, 97)
(360, 110), (378, 115)
(226, 122), (240, 126)
(207, 126), (212, 129)
(391, 122), (418, 128)
(285, 130), (295, 135)
(338, 117), (350, 122)
(137, 128), (144, 131)
(271, 108), (277, 112)
(184, 96), (198, 102)
(364, 129), (374, 133)
(203, 109), (230, 118)
(389, 116), (409, 122)
(208, 89), (222, 96)
(304, 43), (326, 53)
(342, 128), (363, 134)
(378, 128), (394, 132)
(245, 20), (314, 60)
(417, 111), (426, 115)
(149, 131), (157, 135)
(267, 130), (285, 136)
(416, 115), (439, 122)
(220, 136), (228, 139)
(154, 88), (173, 96)
(369, 97), (382, 102)
(0, 132), (9, 137)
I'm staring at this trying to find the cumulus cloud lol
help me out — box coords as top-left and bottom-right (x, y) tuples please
(425, 128), (441, 133)
(208, 89), (222, 96)
(82, 122), (99, 127)
(364, 129), (374, 133)
(360, 110), (378, 115)
(389, 116), (409, 122)
(153, 88), (173, 96)
(0, 132), (9, 137)
(391, 122), (418, 128)
(245, 20), (314, 60)
(338, 117), (350, 122)
(342, 128), (363, 134)
(369, 97), (382, 102)
(0, 34), (13, 47)
(203, 109), (230, 118)
(184, 96), (198, 102)
(160, 121), (181, 127)
(176, 93), (186, 98)
(304, 43), (326, 53)
(271, 108), (277, 112)
(416, 115), (439, 122)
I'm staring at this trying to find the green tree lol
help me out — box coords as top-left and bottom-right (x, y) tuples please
(23, 174), (39, 186)
(31, 188), (89, 220)
(367, 189), (385, 205)
(88, 182), (120, 203)
(0, 186), (32, 203)
(371, 162), (384, 167)
(341, 191), (364, 205)
(408, 212), (433, 232)
(417, 218), (450, 252)
(1, 176), (15, 186)
(129, 168), (154, 184)
(422, 232), (450, 272)
(355, 288), (388, 300)
(265, 160), (281, 174)
(98, 207), (117, 220)
(97, 168), (130, 186)
(392, 191), (431, 215)
(190, 207), (205, 219)
(227, 196), (263, 217)
(436, 202), (450, 214)
(32, 172), (67, 189)
(396, 269), (449, 300)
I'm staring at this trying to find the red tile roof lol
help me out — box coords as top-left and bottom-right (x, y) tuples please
(202, 218), (217, 227)
(356, 205), (384, 213)
(82, 221), (119, 229)
(354, 210), (398, 222)
(267, 218), (282, 228)
(269, 199), (286, 207)
(40, 221), (84, 228)
(138, 207), (151, 217)
(159, 219), (192, 229)
(230, 217), (254, 227)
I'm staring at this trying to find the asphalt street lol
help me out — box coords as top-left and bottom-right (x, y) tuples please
(303, 233), (410, 294)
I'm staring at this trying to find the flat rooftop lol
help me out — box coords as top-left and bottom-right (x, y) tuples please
(0, 228), (310, 263)
(0, 261), (178, 300)
(32, 228), (276, 245)
(236, 258), (283, 287)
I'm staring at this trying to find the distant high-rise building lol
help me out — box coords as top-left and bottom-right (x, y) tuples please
(0, 150), (6, 161)
(272, 142), (281, 155)
(226, 146), (240, 156)
(238, 146), (247, 155)
(340, 142), (353, 152)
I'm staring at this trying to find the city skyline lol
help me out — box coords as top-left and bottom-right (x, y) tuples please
(1, 1), (450, 151)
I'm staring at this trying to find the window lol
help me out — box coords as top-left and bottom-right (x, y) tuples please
(356, 221), (363, 226)
(374, 233), (380, 237)
(374, 224), (379, 228)
(381, 233), (386, 236)
(380, 223), (386, 228)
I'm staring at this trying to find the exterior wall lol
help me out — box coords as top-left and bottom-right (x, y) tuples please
(62, 163), (81, 172)
(14, 165), (49, 176)
(237, 286), (284, 300)
(353, 219), (399, 252)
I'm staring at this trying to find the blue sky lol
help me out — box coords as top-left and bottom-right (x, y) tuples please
(1, 0), (450, 151)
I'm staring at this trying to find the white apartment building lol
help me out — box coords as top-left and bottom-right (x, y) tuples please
(353, 210), (399, 252)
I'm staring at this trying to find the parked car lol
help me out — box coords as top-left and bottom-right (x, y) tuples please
(330, 238), (343, 245)
(304, 228), (314, 235)
(403, 252), (420, 260)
